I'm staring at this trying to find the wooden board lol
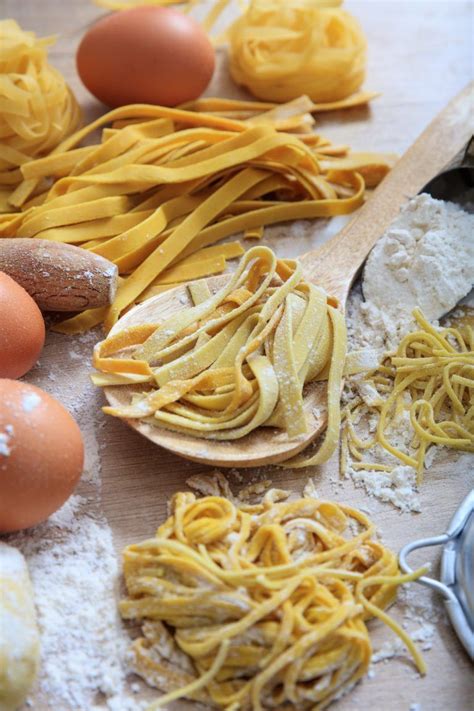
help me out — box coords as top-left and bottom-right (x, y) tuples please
(3, 1), (473, 709)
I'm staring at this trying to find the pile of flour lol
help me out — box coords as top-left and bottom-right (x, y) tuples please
(348, 193), (473, 351)
(344, 193), (474, 511)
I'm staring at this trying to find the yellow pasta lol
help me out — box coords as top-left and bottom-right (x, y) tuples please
(225, 0), (370, 104)
(0, 99), (393, 333)
(342, 308), (474, 484)
(92, 246), (347, 468)
(93, 0), (197, 8)
(120, 488), (425, 710)
(0, 20), (80, 212)
(91, 247), (383, 466)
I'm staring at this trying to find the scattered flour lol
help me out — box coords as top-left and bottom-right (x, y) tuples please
(360, 193), (474, 349)
(3, 331), (145, 711)
(342, 380), (422, 512)
(344, 193), (474, 511)
(7, 497), (139, 711)
(21, 391), (42, 413)
(349, 466), (421, 513)
(0, 424), (14, 456)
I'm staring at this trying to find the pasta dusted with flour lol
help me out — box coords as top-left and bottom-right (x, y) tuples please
(342, 309), (474, 483)
(120, 489), (425, 710)
(92, 246), (346, 466)
(0, 97), (392, 333)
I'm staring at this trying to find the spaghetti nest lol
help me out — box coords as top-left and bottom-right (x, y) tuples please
(342, 308), (474, 483)
(92, 246), (346, 466)
(227, 0), (368, 103)
(120, 489), (425, 710)
(0, 20), (80, 209)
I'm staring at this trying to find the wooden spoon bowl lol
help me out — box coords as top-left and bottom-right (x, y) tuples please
(104, 83), (473, 468)
(105, 276), (329, 466)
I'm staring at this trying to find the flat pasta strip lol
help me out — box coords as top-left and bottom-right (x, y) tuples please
(1, 98), (393, 332)
(92, 247), (347, 468)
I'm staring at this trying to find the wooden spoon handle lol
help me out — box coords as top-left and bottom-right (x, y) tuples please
(301, 81), (474, 302)
(0, 238), (118, 311)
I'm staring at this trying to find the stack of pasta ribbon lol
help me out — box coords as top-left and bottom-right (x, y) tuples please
(92, 246), (355, 467)
(0, 97), (394, 334)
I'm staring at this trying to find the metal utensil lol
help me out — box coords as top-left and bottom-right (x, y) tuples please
(421, 135), (474, 210)
(399, 489), (474, 660)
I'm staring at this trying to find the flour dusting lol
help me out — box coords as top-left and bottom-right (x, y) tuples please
(359, 193), (474, 349)
(344, 194), (474, 510)
(5, 332), (144, 711)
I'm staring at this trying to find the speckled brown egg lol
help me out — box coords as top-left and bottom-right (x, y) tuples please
(0, 379), (84, 532)
(0, 272), (45, 379)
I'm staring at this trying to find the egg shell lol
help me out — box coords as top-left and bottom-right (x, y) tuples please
(0, 272), (45, 379)
(76, 6), (215, 108)
(0, 380), (84, 533)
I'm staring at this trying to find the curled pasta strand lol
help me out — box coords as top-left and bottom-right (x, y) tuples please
(343, 308), (474, 483)
(120, 491), (425, 710)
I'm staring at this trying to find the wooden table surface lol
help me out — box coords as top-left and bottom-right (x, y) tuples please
(3, 1), (473, 709)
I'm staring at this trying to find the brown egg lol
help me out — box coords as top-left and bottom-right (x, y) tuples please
(76, 6), (215, 108)
(0, 272), (45, 379)
(0, 380), (84, 532)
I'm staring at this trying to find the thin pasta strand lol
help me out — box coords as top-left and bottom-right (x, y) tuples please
(343, 308), (474, 484)
(120, 489), (425, 710)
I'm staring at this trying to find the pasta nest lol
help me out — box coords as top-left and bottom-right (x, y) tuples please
(0, 20), (80, 207)
(342, 308), (474, 483)
(120, 489), (424, 710)
(227, 0), (367, 103)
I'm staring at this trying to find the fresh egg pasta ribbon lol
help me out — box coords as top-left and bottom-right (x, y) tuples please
(92, 0), (198, 8)
(1, 98), (393, 333)
(92, 246), (382, 467)
(224, 0), (370, 104)
(120, 489), (425, 710)
(92, 246), (347, 468)
(0, 20), (80, 212)
(342, 308), (474, 483)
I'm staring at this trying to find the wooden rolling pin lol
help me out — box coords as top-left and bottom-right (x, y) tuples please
(0, 238), (118, 311)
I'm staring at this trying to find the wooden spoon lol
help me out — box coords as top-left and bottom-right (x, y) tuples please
(104, 83), (474, 468)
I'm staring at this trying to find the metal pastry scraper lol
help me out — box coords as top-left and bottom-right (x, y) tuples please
(399, 489), (474, 660)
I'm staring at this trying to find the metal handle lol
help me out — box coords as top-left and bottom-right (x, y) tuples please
(462, 135), (474, 166)
(399, 491), (474, 661)
(399, 533), (460, 605)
